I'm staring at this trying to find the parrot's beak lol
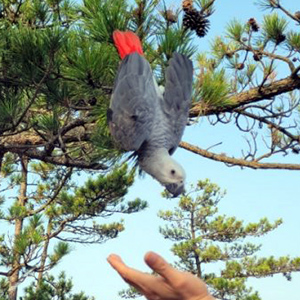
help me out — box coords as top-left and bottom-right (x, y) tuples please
(165, 183), (185, 197)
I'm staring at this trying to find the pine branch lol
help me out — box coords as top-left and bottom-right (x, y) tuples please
(0, 123), (107, 170)
(180, 141), (300, 170)
(234, 108), (299, 143)
(276, 2), (300, 24)
(237, 45), (295, 72)
(0, 53), (54, 135)
(223, 256), (300, 279)
(190, 75), (300, 117)
(0, 271), (9, 276)
(5, 147), (107, 170)
(26, 168), (73, 217)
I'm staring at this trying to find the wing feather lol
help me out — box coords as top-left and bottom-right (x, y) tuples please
(109, 53), (157, 151)
(163, 53), (193, 153)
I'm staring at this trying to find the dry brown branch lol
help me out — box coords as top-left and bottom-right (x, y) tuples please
(180, 141), (300, 170)
(234, 108), (299, 143)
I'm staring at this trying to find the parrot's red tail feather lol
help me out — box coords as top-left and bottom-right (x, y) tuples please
(113, 31), (144, 59)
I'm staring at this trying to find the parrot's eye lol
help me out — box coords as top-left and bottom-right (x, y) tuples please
(171, 169), (176, 175)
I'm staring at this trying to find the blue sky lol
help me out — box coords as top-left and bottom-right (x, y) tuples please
(5, 0), (299, 299)
(52, 1), (300, 299)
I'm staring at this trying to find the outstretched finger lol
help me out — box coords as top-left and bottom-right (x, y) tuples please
(107, 254), (149, 285)
(144, 252), (180, 284)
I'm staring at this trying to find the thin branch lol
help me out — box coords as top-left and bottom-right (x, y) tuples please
(27, 168), (73, 217)
(277, 2), (300, 24)
(180, 141), (300, 170)
(234, 108), (300, 142)
(4, 147), (107, 170)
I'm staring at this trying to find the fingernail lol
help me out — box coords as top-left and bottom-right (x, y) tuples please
(107, 254), (117, 262)
(145, 251), (158, 265)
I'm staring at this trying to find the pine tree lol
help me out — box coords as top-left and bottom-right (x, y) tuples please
(157, 179), (300, 299)
(23, 272), (94, 300)
(0, 157), (146, 299)
(0, 0), (300, 298)
(0, 0), (195, 298)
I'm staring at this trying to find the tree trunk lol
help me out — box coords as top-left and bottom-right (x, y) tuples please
(190, 210), (202, 278)
(37, 219), (52, 285)
(8, 156), (28, 300)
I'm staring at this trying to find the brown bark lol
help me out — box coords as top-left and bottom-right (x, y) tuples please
(190, 210), (202, 278)
(0, 123), (107, 171)
(189, 75), (300, 117)
(180, 141), (300, 170)
(8, 156), (28, 300)
(37, 220), (52, 285)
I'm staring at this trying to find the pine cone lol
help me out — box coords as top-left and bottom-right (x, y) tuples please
(182, 0), (194, 12)
(183, 9), (210, 37)
(253, 52), (262, 61)
(248, 18), (259, 32)
(275, 33), (286, 44)
(295, 11), (300, 20)
(195, 17), (210, 37)
(164, 9), (178, 24)
(225, 52), (234, 59)
(236, 63), (245, 70)
(183, 9), (198, 30)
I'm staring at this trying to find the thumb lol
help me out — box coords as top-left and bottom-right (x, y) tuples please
(144, 251), (179, 283)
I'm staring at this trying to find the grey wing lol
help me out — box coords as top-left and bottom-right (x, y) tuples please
(163, 53), (193, 153)
(108, 53), (157, 151)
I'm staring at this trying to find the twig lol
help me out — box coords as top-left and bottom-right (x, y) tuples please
(180, 141), (300, 170)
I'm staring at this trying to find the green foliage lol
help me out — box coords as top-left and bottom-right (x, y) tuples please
(57, 165), (146, 220)
(119, 285), (140, 299)
(0, 153), (16, 177)
(286, 31), (300, 51)
(223, 256), (300, 280)
(0, 95), (25, 130)
(158, 179), (299, 299)
(23, 272), (95, 300)
(206, 277), (260, 300)
(0, 160), (146, 296)
(226, 19), (246, 42)
(9, 26), (66, 82)
(81, 0), (130, 43)
(8, 202), (28, 219)
(0, 277), (9, 300)
(157, 26), (197, 60)
(130, 0), (160, 39)
(262, 13), (288, 44)
(194, 0), (215, 15)
(195, 69), (232, 107)
(49, 242), (71, 265)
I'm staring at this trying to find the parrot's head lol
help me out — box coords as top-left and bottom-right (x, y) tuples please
(138, 149), (186, 197)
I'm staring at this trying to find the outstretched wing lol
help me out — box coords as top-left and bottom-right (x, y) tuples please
(108, 53), (157, 151)
(162, 53), (193, 154)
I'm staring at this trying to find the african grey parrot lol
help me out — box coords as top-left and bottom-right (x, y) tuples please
(107, 31), (193, 197)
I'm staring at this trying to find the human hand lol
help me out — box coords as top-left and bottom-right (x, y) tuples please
(107, 251), (215, 300)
